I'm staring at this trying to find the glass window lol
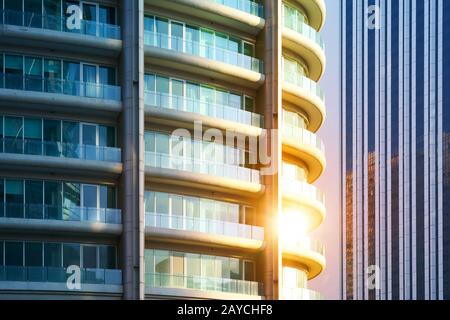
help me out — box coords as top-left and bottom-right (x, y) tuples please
(4, 116), (23, 154)
(63, 182), (81, 214)
(82, 245), (97, 269)
(155, 192), (169, 215)
(244, 261), (254, 281)
(82, 3), (97, 36)
(154, 250), (170, 274)
(25, 242), (43, 267)
(0, 54), (3, 88)
(99, 6), (116, 25)
(201, 255), (215, 278)
(99, 246), (116, 269)
(144, 16), (155, 46)
(145, 132), (155, 152)
(155, 17), (169, 48)
(215, 33), (228, 62)
(98, 126), (115, 147)
(186, 253), (200, 277)
(155, 133), (169, 154)
(5, 180), (24, 218)
(24, 118), (42, 155)
(100, 186), (116, 209)
(0, 242), (3, 265)
(63, 243), (80, 267)
(25, 57), (43, 91)
(25, 180), (43, 219)
(62, 121), (80, 158)
(200, 29), (214, 59)
(5, 242), (23, 266)
(171, 22), (184, 52)
(43, 119), (61, 156)
(144, 74), (155, 92)
(5, 55), (23, 89)
(185, 25), (199, 55)
(24, 0), (42, 28)
(244, 96), (254, 113)
(145, 191), (155, 213)
(63, 61), (80, 95)
(44, 243), (62, 267)
(230, 258), (240, 280)
(145, 249), (154, 274)
(99, 66), (115, 86)
(44, 59), (62, 93)
(44, 0), (62, 30)
(172, 253), (184, 276)
(44, 181), (62, 220)
(4, 0), (23, 26)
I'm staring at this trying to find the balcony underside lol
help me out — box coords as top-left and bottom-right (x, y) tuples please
(282, 27), (326, 82)
(282, 82), (326, 133)
(145, 107), (262, 138)
(145, 166), (264, 198)
(294, 0), (326, 31)
(0, 218), (122, 239)
(0, 282), (123, 300)
(0, 24), (122, 58)
(282, 245), (326, 280)
(0, 153), (123, 181)
(147, 0), (265, 36)
(145, 287), (262, 300)
(282, 136), (326, 183)
(144, 46), (265, 90)
(145, 227), (264, 253)
(0, 89), (122, 120)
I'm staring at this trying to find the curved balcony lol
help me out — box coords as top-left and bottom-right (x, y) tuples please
(145, 273), (262, 300)
(281, 178), (326, 231)
(147, 0), (264, 35)
(282, 124), (326, 183)
(145, 152), (264, 197)
(144, 32), (265, 89)
(282, 19), (325, 81)
(0, 203), (121, 237)
(144, 91), (263, 137)
(0, 139), (122, 179)
(0, 74), (122, 118)
(0, 266), (122, 297)
(293, 0), (326, 31)
(282, 238), (326, 280)
(0, 10), (121, 57)
(145, 212), (264, 251)
(282, 73), (325, 133)
(281, 287), (324, 300)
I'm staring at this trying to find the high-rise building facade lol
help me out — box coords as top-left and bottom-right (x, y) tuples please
(0, 0), (326, 300)
(341, 0), (450, 300)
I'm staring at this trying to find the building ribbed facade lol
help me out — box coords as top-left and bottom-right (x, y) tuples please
(341, 0), (450, 300)
(0, 0), (326, 300)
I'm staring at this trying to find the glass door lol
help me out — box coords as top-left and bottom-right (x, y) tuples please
(82, 184), (98, 221)
(82, 64), (97, 98)
(82, 2), (98, 36)
(82, 123), (97, 160)
(170, 21), (184, 52)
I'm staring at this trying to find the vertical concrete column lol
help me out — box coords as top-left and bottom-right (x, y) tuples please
(121, 0), (145, 300)
(257, 0), (282, 300)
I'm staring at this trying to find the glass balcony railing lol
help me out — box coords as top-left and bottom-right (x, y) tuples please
(283, 71), (325, 102)
(144, 91), (263, 128)
(144, 32), (264, 73)
(282, 178), (325, 205)
(145, 151), (261, 184)
(145, 212), (264, 241)
(146, 273), (262, 296)
(0, 73), (121, 101)
(283, 123), (325, 153)
(0, 203), (121, 224)
(0, 138), (122, 162)
(282, 287), (324, 300)
(0, 9), (121, 39)
(208, 0), (264, 18)
(0, 266), (122, 285)
(283, 237), (325, 257)
(283, 14), (325, 49)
